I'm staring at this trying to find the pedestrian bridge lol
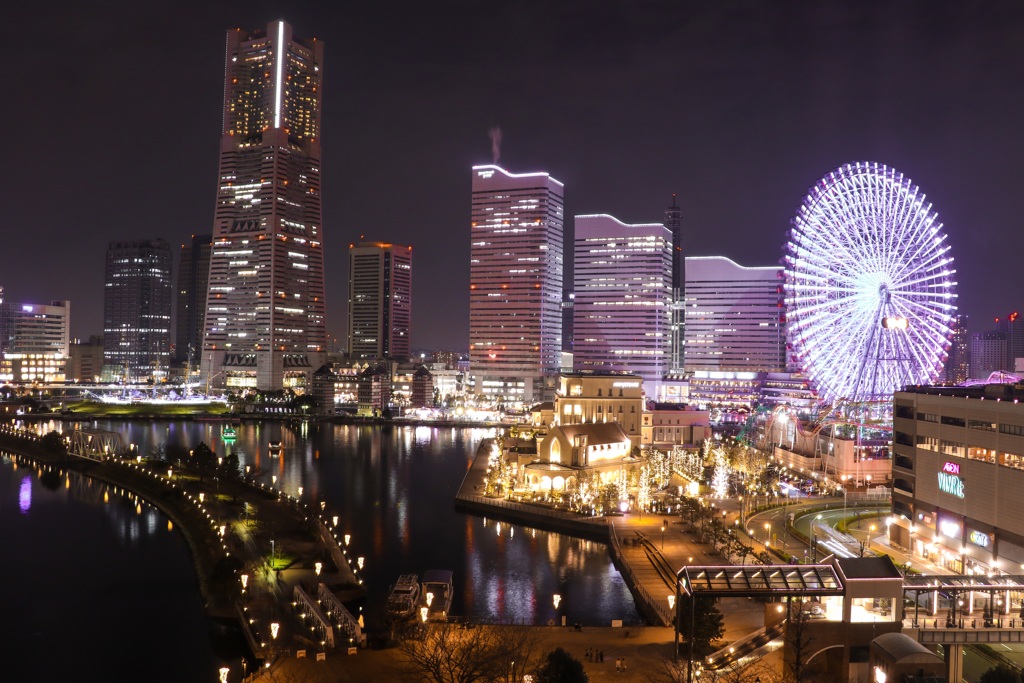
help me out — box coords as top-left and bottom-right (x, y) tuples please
(68, 429), (126, 460)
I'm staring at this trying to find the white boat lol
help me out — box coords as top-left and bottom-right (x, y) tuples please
(386, 574), (421, 619)
(420, 569), (453, 620)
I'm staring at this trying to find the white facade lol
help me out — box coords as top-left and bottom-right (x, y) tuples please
(683, 256), (785, 372)
(572, 214), (672, 393)
(469, 165), (564, 402)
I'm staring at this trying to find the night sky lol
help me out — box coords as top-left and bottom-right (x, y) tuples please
(4, 1), (1023, 350)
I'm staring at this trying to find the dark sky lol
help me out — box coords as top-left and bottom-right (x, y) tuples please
(3, 1), (1023, 350)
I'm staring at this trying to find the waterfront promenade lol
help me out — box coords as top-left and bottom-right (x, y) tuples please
(0, 428), (365, 665)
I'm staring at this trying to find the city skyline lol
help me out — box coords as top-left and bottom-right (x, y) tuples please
(3, 2), (1024, 350)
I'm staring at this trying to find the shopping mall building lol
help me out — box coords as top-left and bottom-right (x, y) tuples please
(891, 383), (1024, 576)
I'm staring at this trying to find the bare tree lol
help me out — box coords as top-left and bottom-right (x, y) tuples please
(648, 657), (783, 683)
(397, 622), (544, 683)
(785, 602), (815, 683)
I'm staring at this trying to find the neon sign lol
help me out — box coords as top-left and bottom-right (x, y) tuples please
(938, 462), (964, 498)
(969, 530), (991, 548)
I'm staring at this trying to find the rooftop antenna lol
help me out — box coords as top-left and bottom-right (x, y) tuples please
(489, 126), (502, 165)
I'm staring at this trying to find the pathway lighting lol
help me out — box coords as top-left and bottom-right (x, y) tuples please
(668, 594), (675, 610)
(553, 594), (561, 610)
(426, 592), (434, 607)
(357, 557), (364, 570)
(219, 667), (229, 683)
(241, 574), (248, 590)
(420, 607), (428, 623)
(315, 562), (322, 576)
(270, 622), (279, 639)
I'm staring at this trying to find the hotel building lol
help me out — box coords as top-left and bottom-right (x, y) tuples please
(572, 214), (672, 393)
(683, 256), (785, 406)
(102, 239), (172, 383)
(891, 383), (1024, 575)
(0, 297), (70, 384)
(201, 20), (327, 391)
(469, 165), (564, 403)
(347, 241), (412, 360)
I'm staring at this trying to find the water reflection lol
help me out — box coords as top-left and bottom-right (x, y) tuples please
(0, 454), (221, 681)
(23, 420), (640, 626)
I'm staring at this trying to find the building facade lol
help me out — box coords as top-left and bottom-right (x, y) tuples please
(102, 239), (172, 383)
(68, 336), (104, 383)
(547, 373), (645, 449)
(201, 20), (327, 391)
(683, 256), (785, 372)
(970, 332), (1007, 380)
(572, 214), (672, 393)
(0, 299), (71, 383)
(347, 241), (412, 360)
(175, 234), (212, 364)
(469, 165), (564, 404)
(891, 384), (1024, 576)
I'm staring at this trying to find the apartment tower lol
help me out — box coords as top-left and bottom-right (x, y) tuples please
(347, 241), (412, 360)
(201, 20), (327, 391)
(572, 214), (672, 392)
(469, 165), (564, 403)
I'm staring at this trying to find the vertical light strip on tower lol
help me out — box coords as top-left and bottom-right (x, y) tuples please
(274, 20), (285, 129)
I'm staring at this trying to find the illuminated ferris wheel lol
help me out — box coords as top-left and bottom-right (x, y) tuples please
(784, 162), (957, 403)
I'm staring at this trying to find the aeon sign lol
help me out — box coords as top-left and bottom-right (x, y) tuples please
(938, 461), (965, 498)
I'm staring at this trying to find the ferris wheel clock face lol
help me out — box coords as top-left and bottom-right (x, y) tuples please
(784, 162), (957, 403)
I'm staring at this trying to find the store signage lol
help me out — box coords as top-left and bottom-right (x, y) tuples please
(938, 462), (965, 498)
(969, 530), (991, 548)
(612, 381), (640, 388)
(939, 518), (961, 539)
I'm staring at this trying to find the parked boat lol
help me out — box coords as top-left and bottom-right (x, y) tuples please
(386, 574), (421, 619)
(222, 426), (236, 441)
(268, 440), (283, 455)
(420, 570), (454, 620)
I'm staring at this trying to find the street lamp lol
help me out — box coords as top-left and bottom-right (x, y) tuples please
(661, 524), (666, 551)
(219, 667), (230, 683)
(764, 522), (772, 545)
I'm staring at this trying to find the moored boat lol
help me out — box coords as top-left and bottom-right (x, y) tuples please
(386, 574), (421, 619)
(420, 569), (453, 620)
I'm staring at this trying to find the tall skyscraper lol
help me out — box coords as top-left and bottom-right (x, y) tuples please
(469, 165), (564, 402)
(102, 239), (172, 382)
(201, 20), (327, 391)
(175, 234), (212, 364)
(943, 314), (969, 384)
(665, 194), (684, 371)
(683, 256), (785, 372)
(996, 312), (1024, 371)
(347, 241), (412, 360)
(572, 214), (672, 390)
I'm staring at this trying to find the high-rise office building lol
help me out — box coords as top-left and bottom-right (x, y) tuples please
(469, 165), (564, 403)
(970, 332), (1007, 380)
(996, 312), (1024, 372)
(175, 234), (212, 364)
(572, 214), (672, 390)
(201, 20), (327, 391)
(102, 239), (172, 382)
(347, 241), (412, 360)
(665, 194), (684, 371)
(943, 314), (969, 384)
(683, 256), (785, 372)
